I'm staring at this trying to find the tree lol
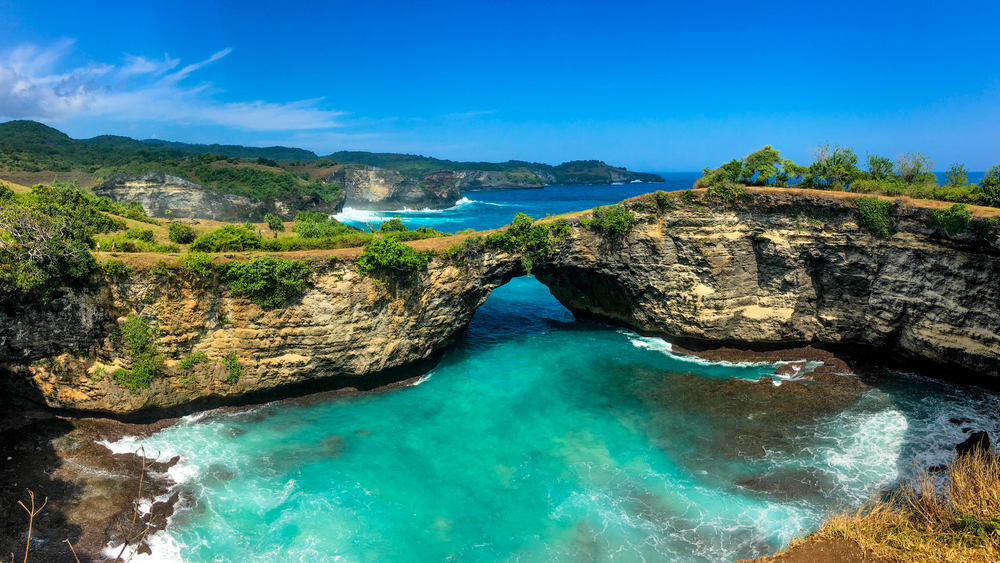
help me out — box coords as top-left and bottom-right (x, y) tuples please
(866, 154), (894, 180)
(164, 209), (172, 219)
(0, 201), (97, 298)
(805, 144), (860, 190)
(895, 152), (935, 184)
(264, 213), (285, 237)
(944, 163), (969, 188)
(975, 164), (1000, 207)
(742, 146), (784, 186)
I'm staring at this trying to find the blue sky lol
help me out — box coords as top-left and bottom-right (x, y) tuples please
(1, 0), (998, 171)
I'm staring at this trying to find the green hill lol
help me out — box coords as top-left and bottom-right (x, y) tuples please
(0, 120), (664, 185)
(325, 151), (664, 184)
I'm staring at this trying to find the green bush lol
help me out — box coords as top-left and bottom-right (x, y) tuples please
(261, 233), (373, 251)
(927, 204), (973, 236)
(178, 350), (210, 369)
(681, 189), (697, 205)
(356, 237), (434, 279)
(378, 216), (408, 232)
(221, 256), (312, 308)
(124, 227), (154, 242)
(0, 199), (100, 299)
(111, 314), (163, 393)
(581, 205), (636, 238)
(102, 259), (132, 277)
(223, 351), (244, 383)
(168, 223), (197, 244)
(855, 196), (896, 238)
(706, 183), (748, 206)
(654, 190), (672, 210)
(293, 216), (354, 239)
(976, 165), (1000, 208)
(969, 217), (999, 244)
(179, 252), (215, 277)
(483, 213), (572, 256)
(189, 224), (262, 252)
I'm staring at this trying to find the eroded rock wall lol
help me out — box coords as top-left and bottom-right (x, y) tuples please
(536, 191), (1000, 381)
(324, 167), (463, 210)
(2, 190), (999, 416)
(93, 172), (344, 221)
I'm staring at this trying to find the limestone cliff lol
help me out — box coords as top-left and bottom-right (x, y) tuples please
(93, 172), (345, 222)
(2, 189), (999, 416)
(324, 166), (463, 210)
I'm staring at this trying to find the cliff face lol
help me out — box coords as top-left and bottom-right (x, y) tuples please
(324, 167), (463, 210)
(535, 192), (1000, 381)
(93, 172), (345, 221)
(2, 190), (999, 416)
(423, 170), (545, 191)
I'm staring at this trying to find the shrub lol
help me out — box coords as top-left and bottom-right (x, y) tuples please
(969, 217), (999, 244)
(111, 314), (163, 393)
(654, 190), (671, 210)
(855, 197), (896, 238)
(976, 165), (1000, 208)
(681, 189), (697, 205)
(706, 183), (748, 206)
(178, 350), (210, 369)
(378, 216), (408, 232)
(168, 223), (197, 244)
(927, 204), (973, 236)
(223, 351), (244, 383)
(178, 252), (215, 277)
(220, 256), (312, 308)
(483, 213), (571, 256)
(581, 205), (636, 238)
(103, 259), (132, 277)
(0, 199), (99, 299)
(264, 213), (285, 233)
(848, 179), (907, 197)
(189, 224), (262, 252)
(356, 237), (433, 279)
(294, 211), (331, 222)
(293, 216), (354, 239)
(261, 233), (373, 251)
(124, 228), (154, 242)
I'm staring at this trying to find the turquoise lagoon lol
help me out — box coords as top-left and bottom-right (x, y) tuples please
(104, 183), (1000, 562)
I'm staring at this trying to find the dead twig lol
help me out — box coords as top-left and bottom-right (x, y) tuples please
(17, 490), (48, 563)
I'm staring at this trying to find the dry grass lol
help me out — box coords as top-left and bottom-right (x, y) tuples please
(795, 453), (1000, 563)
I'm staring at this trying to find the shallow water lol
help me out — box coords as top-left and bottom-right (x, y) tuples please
(105, 278), (1000, 563)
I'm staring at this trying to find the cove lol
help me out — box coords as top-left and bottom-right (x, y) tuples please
(105, 277), (1000, 563)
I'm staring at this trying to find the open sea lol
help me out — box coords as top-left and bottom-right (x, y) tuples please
(102, 178), (1000, 562)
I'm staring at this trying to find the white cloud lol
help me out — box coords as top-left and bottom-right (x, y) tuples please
(0, 42), (346, 131)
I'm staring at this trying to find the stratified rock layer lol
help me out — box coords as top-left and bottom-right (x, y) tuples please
(324, 167), (463, 210)
(93, 171), (344, 221)
(2, 190), (999, 415)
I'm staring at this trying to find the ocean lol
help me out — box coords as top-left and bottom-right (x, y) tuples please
(102, 179), (1000, 562)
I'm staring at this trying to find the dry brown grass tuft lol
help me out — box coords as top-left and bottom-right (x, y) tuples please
(797, 452), (1000, 562)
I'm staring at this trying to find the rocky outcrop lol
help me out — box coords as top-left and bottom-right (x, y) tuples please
(423, 170), (545, 191)
(324, 166), (463, 210)
(2, 189), (999, 416)
(92, 172), (344, 222)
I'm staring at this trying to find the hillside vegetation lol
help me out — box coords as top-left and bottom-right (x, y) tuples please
(326, 151), (663, 184)
(697, 144), (1000, 209)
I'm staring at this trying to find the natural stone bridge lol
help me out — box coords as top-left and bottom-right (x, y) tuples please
(3, 189), (1000, 417)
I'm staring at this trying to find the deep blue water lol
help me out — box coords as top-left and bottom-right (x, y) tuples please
(333, 175), (697, 232)
(103, 180), (1000, 562)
